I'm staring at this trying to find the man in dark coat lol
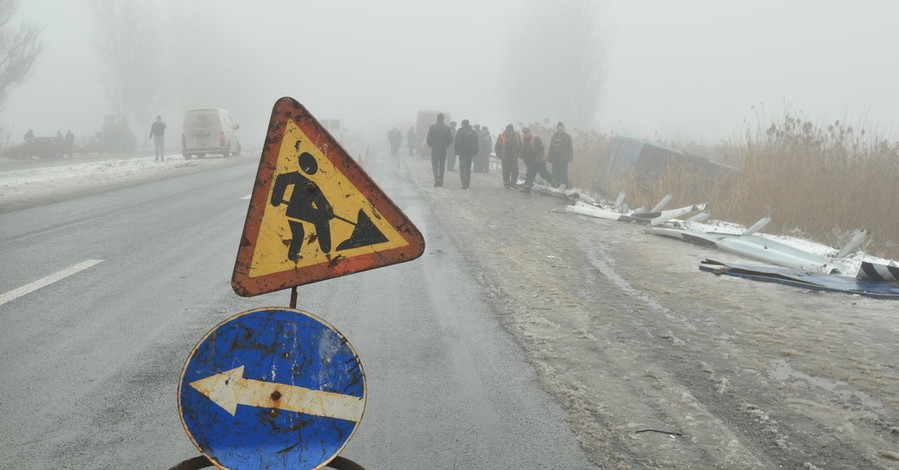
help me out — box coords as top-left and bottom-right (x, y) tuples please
(453, 119), (479, 189)
(519, 127), (552, 193)
(149, 115), (167, 162)
(387, 127), (402, 157)
(426, 113), (452, 187)
(494, 124), (522, 189)
(547, 121), (573, 188)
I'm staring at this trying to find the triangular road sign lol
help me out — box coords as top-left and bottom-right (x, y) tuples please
(232, 97), (425, 297)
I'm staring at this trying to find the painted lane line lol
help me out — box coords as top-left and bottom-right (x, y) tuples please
(0, 259), (104, 307)
(242, 194), (251, 200)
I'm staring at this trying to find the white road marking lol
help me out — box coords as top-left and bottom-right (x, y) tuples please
(242, 194), (251, 200)
(0, 259), (104, 307)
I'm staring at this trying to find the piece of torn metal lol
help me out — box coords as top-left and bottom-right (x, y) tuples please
(700, 259), (899, 300)
(647, 219), (855, 274)
(530, 184), (596, 205)
(566, 200), (709, 226)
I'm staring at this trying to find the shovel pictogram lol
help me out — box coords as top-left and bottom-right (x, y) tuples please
(333, 209), (388, 251)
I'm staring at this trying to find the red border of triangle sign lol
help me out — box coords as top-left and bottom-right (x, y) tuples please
(231, 97), (425, 297)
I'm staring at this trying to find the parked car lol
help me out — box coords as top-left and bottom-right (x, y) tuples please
(182, 108), (241, 159)
(2, 136), (64, 159)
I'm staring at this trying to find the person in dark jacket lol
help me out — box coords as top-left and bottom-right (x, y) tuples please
(494, 124), (522, 189)
(387, 127), (402, 157)
(547, 121), (573, 188)
(519, 127), (552, 193)
(149, 115), (167, 162)
(426, 113), (453, 187)
(453, 119), (480, 189)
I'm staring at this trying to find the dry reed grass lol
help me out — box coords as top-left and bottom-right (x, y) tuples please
(568, 115), (899, 260)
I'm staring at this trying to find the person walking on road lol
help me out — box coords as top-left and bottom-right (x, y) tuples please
(547, 121), (573, 188)
(453, 119), (479, 189)
(426, 113), (453, 187)
(149, 115), (167, 162)
(519, 127), (552, 193)
(388, 127), (402, 157)
(494, 124), (522, 189)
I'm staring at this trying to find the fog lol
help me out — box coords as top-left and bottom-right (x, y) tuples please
(5, 0), (899, 150)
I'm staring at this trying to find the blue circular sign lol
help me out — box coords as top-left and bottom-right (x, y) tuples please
(178, 307), (366, 469)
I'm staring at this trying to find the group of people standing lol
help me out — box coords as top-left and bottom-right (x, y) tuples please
(424, 114), (493, 189)
(425, 113), (573, 191)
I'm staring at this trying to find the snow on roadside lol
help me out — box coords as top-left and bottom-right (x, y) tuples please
(0, 153), (249, 211)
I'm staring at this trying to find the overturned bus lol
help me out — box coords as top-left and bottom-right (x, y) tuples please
(599, 136), (737, 193)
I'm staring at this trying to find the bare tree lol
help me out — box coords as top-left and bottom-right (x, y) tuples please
(0, 0), (43, 111)
(505, 0), (607, 129)
(91, 0), (166, 134)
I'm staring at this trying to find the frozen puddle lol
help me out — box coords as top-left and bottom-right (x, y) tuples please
(768, 359), (885, 413)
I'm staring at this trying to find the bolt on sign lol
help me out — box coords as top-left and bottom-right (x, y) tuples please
(232, 97), (425, 296)
(179, 307), (365, 469)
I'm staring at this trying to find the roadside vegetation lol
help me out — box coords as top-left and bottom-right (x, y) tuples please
(561, 115), (899, 261)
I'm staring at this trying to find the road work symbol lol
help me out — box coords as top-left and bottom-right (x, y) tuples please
(232, 97), (425, 297)
(179, 307), (366, 470)
(270, 151), (387, 260)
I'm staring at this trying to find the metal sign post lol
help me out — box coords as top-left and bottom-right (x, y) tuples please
(171, 97), (425, 469)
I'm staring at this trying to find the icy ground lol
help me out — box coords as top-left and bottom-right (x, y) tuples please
(0, 153), (248, 213)
(400, 155), (899, 469)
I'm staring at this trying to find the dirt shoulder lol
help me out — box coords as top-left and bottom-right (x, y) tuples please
(402, 155), (899, 469)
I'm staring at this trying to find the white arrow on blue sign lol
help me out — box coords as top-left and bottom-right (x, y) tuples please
(178, 307), (366, 469)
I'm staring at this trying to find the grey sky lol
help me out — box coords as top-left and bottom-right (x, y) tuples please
(4, 0), (899, 147)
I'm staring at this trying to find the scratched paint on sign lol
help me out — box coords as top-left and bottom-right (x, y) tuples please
(179, 308), (366, 469)
(249, 119), (409, 277)
(231, 97), (426, 297)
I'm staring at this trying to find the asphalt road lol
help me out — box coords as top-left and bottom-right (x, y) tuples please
(0, 156), (594, 468)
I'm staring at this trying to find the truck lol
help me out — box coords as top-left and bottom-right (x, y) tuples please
(94, 114), (137, 153)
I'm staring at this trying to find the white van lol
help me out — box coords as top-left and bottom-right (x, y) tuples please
(181, 108), (241, 158)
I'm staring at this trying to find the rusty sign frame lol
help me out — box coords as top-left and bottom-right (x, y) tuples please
(232, 97), (425, 297)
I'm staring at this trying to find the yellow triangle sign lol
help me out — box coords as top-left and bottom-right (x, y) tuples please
(232, 97), (425, 297)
